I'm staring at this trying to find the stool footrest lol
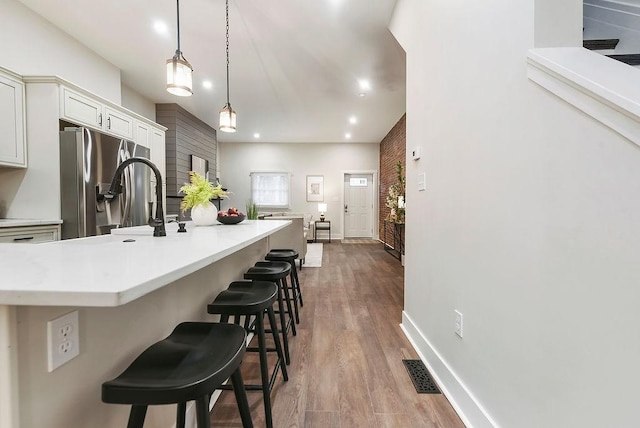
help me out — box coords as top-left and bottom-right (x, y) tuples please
(218, 358), (283, 393)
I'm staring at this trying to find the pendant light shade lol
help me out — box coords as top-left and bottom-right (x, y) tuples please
(166, 54), (193, 96)
(166, 0), (193, 97)
(219, 0), (237, 132)
(219, 103), (237, 133)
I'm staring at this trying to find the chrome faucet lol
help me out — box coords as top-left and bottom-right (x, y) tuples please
(104, 157), (166, 237)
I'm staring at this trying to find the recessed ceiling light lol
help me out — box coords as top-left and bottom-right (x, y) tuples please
(358, 93), (366, 97)
(349, 116), (358, 125)
(202, 80), (213, 89)
(153, 20), (168, 35)
(253, 133), (260, 139)
(345, 133), (352, 139)
(358, 79), (371, 91)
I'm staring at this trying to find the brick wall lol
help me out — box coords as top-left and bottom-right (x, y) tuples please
(379, 114), (406, 250)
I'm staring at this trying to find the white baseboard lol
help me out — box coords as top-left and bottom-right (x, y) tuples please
(400, 311), (497, 428)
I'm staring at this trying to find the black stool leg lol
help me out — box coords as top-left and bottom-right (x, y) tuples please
(274, 280), (291, 365)
(256, 312), (274, 428)
(195, 395), (210, 428)
(280, 277), (297, 336)
(177, 402), (186, 428)
(287, 269), (301, 324)
(267, 306), (288, 381)
(291, 262), (303, 307)
(230, 367), (254, 428)
(127, 405), (147, 428)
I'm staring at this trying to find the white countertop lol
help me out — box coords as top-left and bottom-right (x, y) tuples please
(0, 219), (63, 228)
(0, 219), (289, 307)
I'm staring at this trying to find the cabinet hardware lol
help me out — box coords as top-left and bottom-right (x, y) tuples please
(98, 113), (102, 126)
(107, 116), (111, 129)
(13, 236), (34, 242)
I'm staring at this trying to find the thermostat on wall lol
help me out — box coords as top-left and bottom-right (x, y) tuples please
(412, 146), (421, 160)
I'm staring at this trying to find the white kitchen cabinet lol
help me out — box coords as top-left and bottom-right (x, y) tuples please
(0, 69), (26, 168)
(135, 121), (150, 148)
(134, 121), (166, 214)
(104, 106), (133, 139)
(61, 87), (102, 129)
(0, 224), (60, 243)
(151, 128), (166, 182)
(61, 87), (134, 140)
(151, 127), (167, 215)
(7, 75), (166, 220)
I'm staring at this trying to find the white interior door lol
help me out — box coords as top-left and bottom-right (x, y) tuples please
(344, 174), (373, 238)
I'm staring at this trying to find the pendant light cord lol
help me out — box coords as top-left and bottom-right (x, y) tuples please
(176, 0), (181, 55)
(225, 0), (231, 105)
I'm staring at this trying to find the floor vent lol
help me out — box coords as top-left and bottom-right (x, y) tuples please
(402, 359), (441, 394)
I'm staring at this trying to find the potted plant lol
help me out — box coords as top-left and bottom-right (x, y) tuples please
(179, 172), (227, 226)
(246, 199), (259, 220)
(386, 161), (406, 223)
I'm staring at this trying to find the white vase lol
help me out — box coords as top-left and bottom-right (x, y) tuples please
(190, 202), (217, 226)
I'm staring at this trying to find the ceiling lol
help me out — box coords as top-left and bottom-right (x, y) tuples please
(18, 0), (406, 144)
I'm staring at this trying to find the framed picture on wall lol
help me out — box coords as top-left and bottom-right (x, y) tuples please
(306, 175), (324, 202)
(190, 155), (209, 179)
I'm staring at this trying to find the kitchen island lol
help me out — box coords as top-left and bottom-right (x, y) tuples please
(0, 219), (290, 428)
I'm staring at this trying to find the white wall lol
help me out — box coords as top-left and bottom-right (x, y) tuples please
(394, 0), (640, 427)
(0, 0), (121, 103)
(219, 142), (379, 239)
(121, 84), (156, 120)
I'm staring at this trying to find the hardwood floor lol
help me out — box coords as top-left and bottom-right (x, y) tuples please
(210, 241), (465, 427)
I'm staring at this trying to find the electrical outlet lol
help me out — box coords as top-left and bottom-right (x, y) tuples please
(47, 310), (80, 372)
(454, 310), (463, 338)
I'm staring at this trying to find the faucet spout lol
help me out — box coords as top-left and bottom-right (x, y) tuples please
(107, 157), (166, 237)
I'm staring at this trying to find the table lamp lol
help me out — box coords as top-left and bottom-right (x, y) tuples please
(318, 203), (328, 221)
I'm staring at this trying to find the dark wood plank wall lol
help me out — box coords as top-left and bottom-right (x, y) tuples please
(156, 103), (217, 215)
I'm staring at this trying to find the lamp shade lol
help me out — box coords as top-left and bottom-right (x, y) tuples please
(318, 203), (328, 213)
(166, 56), (193, 96)
(219, 103), (237, 133)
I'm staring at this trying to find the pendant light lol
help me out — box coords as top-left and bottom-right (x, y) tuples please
(166, 0), (193, 96)
(219, 0), (237, 132)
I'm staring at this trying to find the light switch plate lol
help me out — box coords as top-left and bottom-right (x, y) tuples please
(412, 146), (422, 160)
(417, 173), (426, 191)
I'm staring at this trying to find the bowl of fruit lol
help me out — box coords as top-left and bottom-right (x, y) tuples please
(217, 207), (246, 224)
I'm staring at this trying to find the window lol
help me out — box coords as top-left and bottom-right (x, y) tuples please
(350, 177), (368, 187)
(250, 172), (290, 208)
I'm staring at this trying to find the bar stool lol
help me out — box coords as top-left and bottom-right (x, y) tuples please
(244, 261), (296, 365)
(253, 259), (300, 327)
(266, 249), (304, 320)
(207, 280), (288, 428)
(102, 322), (252, 428)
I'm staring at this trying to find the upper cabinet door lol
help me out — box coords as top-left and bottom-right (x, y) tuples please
(105, 106), (134, 140)
(135, 121), (151, 148)
(61, 87), (103, 129)
(0, 72), (26, 168)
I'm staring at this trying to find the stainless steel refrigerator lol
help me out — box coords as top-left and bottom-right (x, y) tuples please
(60, 127), (151, 239)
